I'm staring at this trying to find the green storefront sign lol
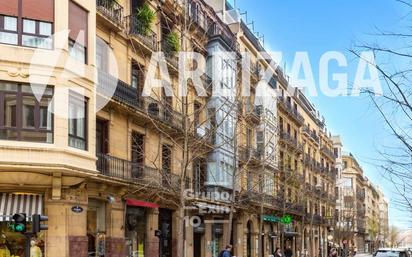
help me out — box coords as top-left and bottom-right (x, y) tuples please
(262, 214), (293, 224)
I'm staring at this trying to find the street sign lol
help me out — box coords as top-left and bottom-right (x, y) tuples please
(262, 214), (293, 224)
(71, 205), (84, 213)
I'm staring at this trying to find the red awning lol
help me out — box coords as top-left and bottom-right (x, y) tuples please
(126, 199), (159, 209)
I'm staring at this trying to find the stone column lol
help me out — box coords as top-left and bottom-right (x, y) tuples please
(146, 208), (160, 257)
(45, 189), (88, 257)
(186, 218), (194, 257)
(234, 216), (244, 257)
(205, 221), (212, 257)
(105, 199), (125, 257)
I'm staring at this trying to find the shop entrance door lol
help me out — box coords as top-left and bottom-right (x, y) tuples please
(193, 232), (202, 257)
(159, 209), (172, 257)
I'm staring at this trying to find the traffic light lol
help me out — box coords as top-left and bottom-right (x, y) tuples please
(11, 213), (26, 233)
(32, 214), (48, 233)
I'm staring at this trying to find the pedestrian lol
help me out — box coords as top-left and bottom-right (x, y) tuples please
(329, 248), (338, 257)
(285, 246), (293, 257)
(274, 247), (284, 257)
(218, 244), (233, 257)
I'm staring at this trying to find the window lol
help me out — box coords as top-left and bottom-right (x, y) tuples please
(69, 39), (86, 63)
(0, 15), (18, 45)
(22, 18), (52, 48)
(69, 1), (88, 63)
(68, 92), (88, 150)
(342, 177), (352, 188)
(0, 0), (54, 49)
(0, 82), (53, 142)
(131, 132), (144, 177)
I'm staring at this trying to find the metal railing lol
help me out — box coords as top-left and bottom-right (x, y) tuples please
(127, 15), (158, 51)
(161, 41), (179, 69)
(279, 131), (303, 152)
(96, 0), (124, 26)
(187, 0), (211, 32)
(238, 146), (262, 162)
(208, 22), (239, 53)
(96, 153), (182, 190)
(277, 97), (304, 124)
(97, 71), (183, 130)
(245, 104), (262, 123)
(321, 146), (335, 159)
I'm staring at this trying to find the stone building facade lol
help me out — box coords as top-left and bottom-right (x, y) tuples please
(0, 0), (341, 257)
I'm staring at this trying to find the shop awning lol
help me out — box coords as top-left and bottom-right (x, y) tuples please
(0, 193), (43, 221)
(126, 199), (159, 208)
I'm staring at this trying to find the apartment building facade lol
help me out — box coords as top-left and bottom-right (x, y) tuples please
(333, 150), (389, 254)
(0, 0), (340, 257)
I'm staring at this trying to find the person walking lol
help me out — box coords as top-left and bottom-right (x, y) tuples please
(329, 248), (338, 257)
(218, 244), (233, 257)
(285, 246), (293, 257)
(274, 247), (284, 257)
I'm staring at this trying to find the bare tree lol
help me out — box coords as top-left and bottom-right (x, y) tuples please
(350, 0), (412, 220)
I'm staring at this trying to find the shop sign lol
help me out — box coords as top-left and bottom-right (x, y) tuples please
(71, 205), (83, 213)
(262, 214), (293, 224)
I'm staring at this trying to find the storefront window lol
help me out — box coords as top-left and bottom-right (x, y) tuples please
(126, 207), (146, 257)
(0, 193), (45, 257)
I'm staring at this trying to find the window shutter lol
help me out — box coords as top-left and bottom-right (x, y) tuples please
(69, 1), (88, 47)
(0, 0), (18, 17)
(22, 0), (54, 22)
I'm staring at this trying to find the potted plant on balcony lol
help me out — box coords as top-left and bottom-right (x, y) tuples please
(164, 31), (180, 55)
(135, 3), (155, 36)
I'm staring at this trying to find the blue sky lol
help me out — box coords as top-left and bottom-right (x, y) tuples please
(233, 0), (409, 227)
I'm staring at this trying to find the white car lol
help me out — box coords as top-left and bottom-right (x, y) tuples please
(374, 248), (411, 257)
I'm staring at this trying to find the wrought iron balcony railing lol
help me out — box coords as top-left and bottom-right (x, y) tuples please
(97, 71), (183, 130)
(321, 146), (335, 159)
(127, 15), (158, 51)
(96, 0), (124, 26)
(187, 0), (211, 32)
(208, 22), (240, 53)
(277, 97), (304, 125)
(96, 153), (182, 190)
(238, 146), (262, 162)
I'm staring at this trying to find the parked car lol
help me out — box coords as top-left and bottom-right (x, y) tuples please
(374, 248), (411, 257)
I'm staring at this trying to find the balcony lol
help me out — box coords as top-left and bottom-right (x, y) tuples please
(96, 0), (124, 29)
(245, 104), (262, 124)
(208, 22), (239, 53)
(238, 146), (262, 163)
(357, 191), (366, 200)
(279, 131), (304, 153)
(96, 153), (182, 190)
(313, 214), (324, 225)
(277, 97), (304, 126)
(285, 202), (305, 215)
(97, 71), (183, 130)
(321, 146), (335, 160)
(249, 61), (261, 82)
(161, 41), (179, 71)
(127, 15), (158, 52)
(187, 0), (211, 33)
(302, 126), (320, 144)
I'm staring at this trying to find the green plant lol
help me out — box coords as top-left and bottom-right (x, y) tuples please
(165, 31), (180, 53)
(135, 3), (155, 36)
